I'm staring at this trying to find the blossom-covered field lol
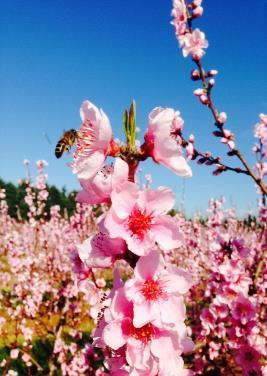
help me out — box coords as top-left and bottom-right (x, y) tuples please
(0, 165), (266, 375)
(1, 0), (267, 375)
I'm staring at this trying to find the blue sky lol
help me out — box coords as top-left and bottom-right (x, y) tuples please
(0, 0), (266, 216)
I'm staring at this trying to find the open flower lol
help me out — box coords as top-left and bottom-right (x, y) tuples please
(125, 250), (193, 330)
(231, 294), (256, 325)
(72, 100), (113, 179)
(77, 220), (126, 268)
(235, 345), (261, 375)
(182, 29), (208, 60)
(98, 286), (193, 376)
(144, 107), (192, 177)
(105, 182), (183, 256)
(76, 158), (129, 205)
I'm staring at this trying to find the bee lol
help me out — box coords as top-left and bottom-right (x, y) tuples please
(55, 129), (78, 158)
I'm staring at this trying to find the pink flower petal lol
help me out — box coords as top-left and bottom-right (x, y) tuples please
(76, 188), (104, 204)
(161, 296), (186, 327)
(162, 267), (192, 294)
(140, 187), (175, 215)
(113, 158), (129, 186)
(135, 250), (161, 280)
(103, 321), (126, 350)
(111, 288), (133, 320)
(104, 209), (129, 239)
(133, 300), (157, 328)
(152, 215), (182, 251)
(126, 231), (155, 256)
(111, 182), (139, 219)
(75, 151), (105, 180)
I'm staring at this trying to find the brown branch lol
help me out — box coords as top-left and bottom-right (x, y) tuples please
(180, 0), (267, 195)
(193, 57), (267, 195)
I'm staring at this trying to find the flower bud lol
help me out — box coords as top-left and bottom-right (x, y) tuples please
(192, 6), (203, 18)
(217, 112), (227, 124)
(191, 69), (200, 81)
(252, 144), (260, 153)
(200, 94), (209, 105)
(228, 140), (235, 149)
(206, 69), (218, 77)
(192, 0), (202, 8)
(259, 113), (267, 124)
(194, 88), (204, 96)
(223, 129), (232, 138)
(209, 78), (215, 87)
(189, 134), (195, 143)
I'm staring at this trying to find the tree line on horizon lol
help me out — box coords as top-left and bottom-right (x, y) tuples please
(0, 178), (77, 220)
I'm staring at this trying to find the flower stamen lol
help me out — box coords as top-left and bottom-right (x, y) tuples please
(128, 207), (152, 239)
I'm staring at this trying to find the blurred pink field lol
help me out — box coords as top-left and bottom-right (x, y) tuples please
(0, 165), (266, 375)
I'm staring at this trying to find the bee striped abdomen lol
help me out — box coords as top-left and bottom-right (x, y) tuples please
(55, 139), (68, 158)
(55, 129), (78, 159)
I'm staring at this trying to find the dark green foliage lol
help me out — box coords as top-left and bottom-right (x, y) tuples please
(30, 337), (55, 374)
(0, 178), (77, 220)
(0, 337), (55, 375)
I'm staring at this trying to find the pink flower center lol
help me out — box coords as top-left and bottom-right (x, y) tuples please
(236, 303), (247, 316)
(128, 207), (152, 239)
(141, 279), (163, 301)
(244, 351), (255, 362)
(130, 323), (156, 343)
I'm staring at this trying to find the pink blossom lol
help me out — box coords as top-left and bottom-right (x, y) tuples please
(254, 113), (267, 146)
(221, 129), (235, 149)
(200, 308), (216, 335)
(77, 220), (127, 268)
(171, 0), (188, 47)
(36, 160), (48, 169)
(69, 247), (91, 280)
(72, 100), (113, 179)
(98, 286), (193, 376)
(218, 260), (251, 296)
(171, 0), (187, 23)
(210, 298), (229, 319)
(144, 107), (192, 177)
(76, 158), (129, 205)
(125, 250), (192, 329)
(182, 29), (209, 60)
(105, 182), (183, 256)
(255, 162), (267, 179)
(10, 349), (19, 359)
(232, 238), (250, 258)
(248, 333), (267, 356)
(235, 345), (261, 375)
(21, 353), (31, 367)
(231, 294), (256, 325)
(208, 341), (221, 360)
